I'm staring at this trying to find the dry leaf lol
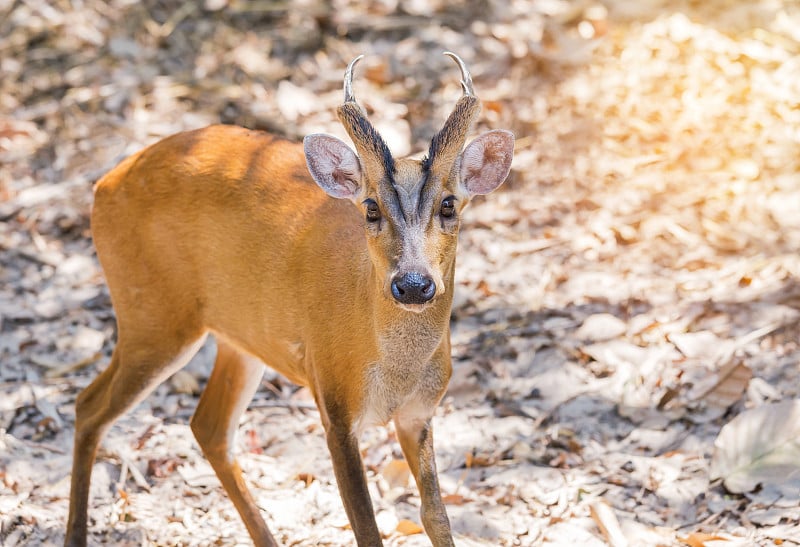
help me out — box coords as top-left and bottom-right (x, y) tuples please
(589, 499), (628, 547)
(3, 0), (800, 544)
(380, 459), (411, 489)
(710, 400), (800, 494)
(465, 451), (498, 468)
(297, 472), (316, 486)
(442, 493), (470, 505)
(146, 457), (181, 479)
(669, 331), (725, 360)
(396, 519), (424, 536)
(575, 313), (627, 342)
(679, 532), (729, 547)
(169, 370), (200, 395)
(690, 360), (752, 409)
(275, 80), (317, 121)
(245, 428), (263, 454)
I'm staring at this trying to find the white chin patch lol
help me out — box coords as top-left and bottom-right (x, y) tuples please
(395, 301), (431, 313)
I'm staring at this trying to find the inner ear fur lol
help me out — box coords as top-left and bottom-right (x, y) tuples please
(304, 133), (363, 200)
(459, 130), (514, 196)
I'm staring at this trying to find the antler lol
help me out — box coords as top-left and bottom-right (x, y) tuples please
(423, 52), (481, 175)
(342, 54), (364, 103)
(337, 55), (395, 181)
(443, 51), (474, 97)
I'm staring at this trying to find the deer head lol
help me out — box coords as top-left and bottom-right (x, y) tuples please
(304, 53), (514, 312)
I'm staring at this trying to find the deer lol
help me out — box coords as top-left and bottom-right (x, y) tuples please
(65, 52), (514, 547)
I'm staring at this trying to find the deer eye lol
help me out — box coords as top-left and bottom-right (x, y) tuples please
(440, 196), (456, 218)
(365, 199), (381, 222)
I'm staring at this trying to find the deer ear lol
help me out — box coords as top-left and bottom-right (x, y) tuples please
(459, 130), (514, 196)
(304, 134), (363, 200)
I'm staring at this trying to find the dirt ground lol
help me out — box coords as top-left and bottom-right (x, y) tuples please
(1, 0), (800, 545)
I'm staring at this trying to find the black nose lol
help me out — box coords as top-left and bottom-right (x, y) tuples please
(391, 272), (436, 305)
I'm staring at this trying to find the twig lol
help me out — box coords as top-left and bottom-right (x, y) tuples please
(17, 438), (66, 454)
(0, 241), (62, 267)
(144, 2), (198, 39)
(712, 320), (787, 367)
(590, 499), (629, 547)
(248, 399), (318, 411)
(42, 352), (103, 378)
(116, 451), (151, 492)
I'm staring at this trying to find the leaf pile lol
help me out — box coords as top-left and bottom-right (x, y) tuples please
(2, 0), (800, 546)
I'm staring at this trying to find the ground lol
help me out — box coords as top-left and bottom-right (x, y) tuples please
(1, 0), (799, 545)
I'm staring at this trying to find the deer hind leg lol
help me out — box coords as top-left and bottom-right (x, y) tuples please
(65, 328), (208, 547)
(190, 338), (277, 547)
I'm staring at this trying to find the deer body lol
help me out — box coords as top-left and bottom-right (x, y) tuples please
(66, 54), (514, 547)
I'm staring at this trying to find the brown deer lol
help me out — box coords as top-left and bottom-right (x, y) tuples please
(65, 52), (514, 546)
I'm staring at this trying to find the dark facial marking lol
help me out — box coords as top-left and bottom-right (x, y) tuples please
(422, 95), (480, 172)
(337, 102), (396, 180)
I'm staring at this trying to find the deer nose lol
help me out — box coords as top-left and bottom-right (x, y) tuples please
(391, 272), (436, 305)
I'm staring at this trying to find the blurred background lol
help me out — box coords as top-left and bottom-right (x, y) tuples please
(1, 0), (799, 545)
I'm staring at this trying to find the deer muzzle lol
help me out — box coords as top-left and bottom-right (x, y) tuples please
(391, 271), (436, 305)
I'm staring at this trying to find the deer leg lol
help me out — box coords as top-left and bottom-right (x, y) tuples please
(190, 339), (277, 547)
(319, 399), (383, 547)
(65, 331), (207, 547)
(394, 413), (454, 547)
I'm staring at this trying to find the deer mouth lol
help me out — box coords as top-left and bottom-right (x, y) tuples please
(394, 300), (433, 314)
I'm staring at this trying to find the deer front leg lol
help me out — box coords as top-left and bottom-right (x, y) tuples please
(393, 344), (454, 546)
(320, 399), (383, 547)
(394, 412), (454, 547)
